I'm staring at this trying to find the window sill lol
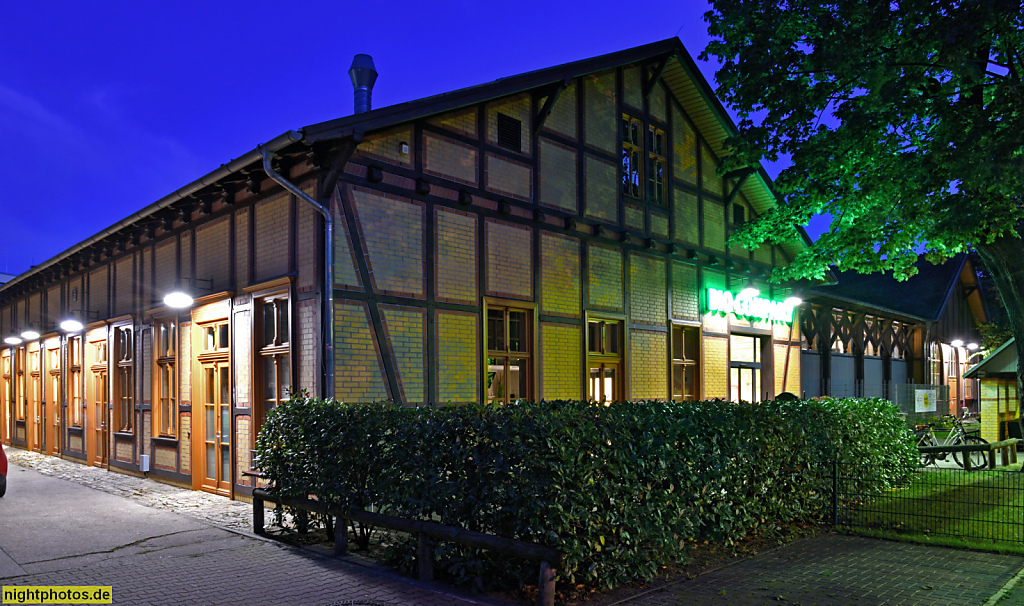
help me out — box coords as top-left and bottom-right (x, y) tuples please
(112, 431), (135, 439)
(152, 435), (179, 446)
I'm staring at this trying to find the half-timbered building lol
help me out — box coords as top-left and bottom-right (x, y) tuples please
(0, 39), (812, 499)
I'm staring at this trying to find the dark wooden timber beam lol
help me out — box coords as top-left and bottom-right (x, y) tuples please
(533, 77), (571, 136)
(723, 168), (754, 206)
(644, 53), (672, 98)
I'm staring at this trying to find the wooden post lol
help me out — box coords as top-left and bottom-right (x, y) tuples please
(253, 497), (265, 535)
(989, 449), (997, 470)
(1002, 445), (1010, 467)
(537, 561), (556, 606)
(334, 517), (348, 556)
(1012, 443), (1019, 465)
(417, 533), (433, 582)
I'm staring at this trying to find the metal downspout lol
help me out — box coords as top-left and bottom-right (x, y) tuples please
(259, 148), (334, 400)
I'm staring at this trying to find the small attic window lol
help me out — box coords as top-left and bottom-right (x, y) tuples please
(733, 204), (746, 225)
(496, 113), (522, 153)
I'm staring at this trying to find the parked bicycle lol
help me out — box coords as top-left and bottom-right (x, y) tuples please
(912, 414), (988, 470)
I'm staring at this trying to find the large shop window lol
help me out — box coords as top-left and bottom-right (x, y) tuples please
(155, 319), (177, 438)
(588, 318), (622, 404)
(68, 336), (83, 428)
(258, 294), (291, 430)
(730, 334), (762, 403)
(672, 325), (700, 401)
(486, 306), (532, 405)
(114, 326), (133, 433)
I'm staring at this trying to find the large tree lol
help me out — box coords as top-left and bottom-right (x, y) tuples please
(702, 1), (1024, 419)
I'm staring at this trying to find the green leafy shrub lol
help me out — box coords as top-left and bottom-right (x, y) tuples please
(255, 396), (916, 589)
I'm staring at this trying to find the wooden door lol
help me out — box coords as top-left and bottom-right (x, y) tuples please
(27, 345), (41, 452)
(1, 351), (10, 443)
(199, 360), (232, 495)
(86, 334), (109, 468)
(46, 344), (61, 456)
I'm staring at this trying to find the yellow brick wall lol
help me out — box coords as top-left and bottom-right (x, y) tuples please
(629, 253), (666, 325)
(115, 438), (132, 462)
(703, 312), (729, 335)
(703, 336), (729, 399)
(704, 200), (726, 253)
(702, 144), (723, 198)
(180, 321), (191, 405)
(486, 219), (532, 299)
(334, 300), (389, 403)
(180, 413), (191, 474)
(437, 311), (478, 403)
(541, 82), (576, 139)
(115, 256), (133, 316)
(541, 323), (581, 400)
(428, 108), (478, 138)
(538, 139), (577, 211)
(584, 72), (617, 153)
(154, 445), (176, 471)
(235, 208), (250, 288)
(234, 310), (250, 406)
(236, 415), (251, 476)
(296, 198), (317, 293)
(69, 433), (83, 452)
(331, 195), (361, 289)
(754, 242), (772, 266)
(773, 344), (801, 396)
(674, 189), (699, 245)
(980, 379), (999, 442)
(672, 262), (699, 321)
(297, 299), (317, 392)
(196, 216), (231, 292)
(180, 231), (192, 284)
(587, 244), (623, 311)
(629, 329), (667, 400)
(585, 155), (617, 223)
(359, 126), (414, 168)
(540, 233), (581, 317)
(486, 153), (532, 200)
(673, 106), (697, 185)
(623, 65), (642, 110)
(254, 193), (290, 282)
(88, 266), (108, 317)
(424, 133), (478, 185)
(435, 207), (477, 304)
(487, 94), (531, 154)
(381, 305), (426, 403)
(352, 188), (424, 297)
(650, 81), (667, 123)
(625, 205), (644, 231)
(650, 212), (669, 239)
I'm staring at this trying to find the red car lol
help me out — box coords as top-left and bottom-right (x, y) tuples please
(0, 444), (7, 497)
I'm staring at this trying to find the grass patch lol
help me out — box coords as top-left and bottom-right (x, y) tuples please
(841, 463), (1024, 550)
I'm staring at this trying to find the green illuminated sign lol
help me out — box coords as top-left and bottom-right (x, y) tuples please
(706, 288), (796, 324)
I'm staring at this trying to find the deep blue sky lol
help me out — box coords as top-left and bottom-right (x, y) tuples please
(0, 1), (827, 276)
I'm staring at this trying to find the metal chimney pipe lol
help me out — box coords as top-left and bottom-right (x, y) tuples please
(349, 54), (378, 114)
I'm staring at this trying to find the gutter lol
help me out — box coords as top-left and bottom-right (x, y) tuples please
(259, 147), (334, 399)
(0, 130), (303, 295)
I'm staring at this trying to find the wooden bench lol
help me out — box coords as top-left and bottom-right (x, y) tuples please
(918, 438), (1022, 470)
(252, 488), (562, 606)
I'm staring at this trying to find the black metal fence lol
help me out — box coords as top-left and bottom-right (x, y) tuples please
(833, 462), (1024, 547)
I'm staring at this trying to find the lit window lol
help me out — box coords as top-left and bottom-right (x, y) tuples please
(622, 115), (643, 199)
(155, 319), (177, 438)
(114, 326), (133, 433)
(486, 306), (532, 405)
(258, 295), (290, 429)
(588, 319), (622, 404)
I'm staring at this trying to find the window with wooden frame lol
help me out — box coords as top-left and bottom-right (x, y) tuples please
(621, 115), (644, 199)
(154, 318), (177, 438)
(2, 352), (12, 424)
(257, 293), (291, 432)
(15, 348), (25, 420)
(68, 336), (83, 428)
(114, 326), (133, 433)
(672, 325), (700, 401)
(486, 306), (532, 405)
(647, 125), (665, 205)
(587, 318), (623, 404)
(48, 343), (60, 423)
(202, 320), (230, 354)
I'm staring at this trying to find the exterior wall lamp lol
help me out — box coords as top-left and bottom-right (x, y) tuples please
(59, 310), (98, 333)
(739, 278), (760, 298)
(20, 325), (40, 340)
(3, 336), (22, 345)
(163, 278), (213, 309)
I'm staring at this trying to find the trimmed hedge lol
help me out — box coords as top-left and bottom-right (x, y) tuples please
(255, 396), (917, 588)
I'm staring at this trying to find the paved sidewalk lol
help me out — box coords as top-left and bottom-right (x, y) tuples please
(6, 446), (1024, 605)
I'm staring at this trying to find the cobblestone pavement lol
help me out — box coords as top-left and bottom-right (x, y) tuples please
(4, 448), (254, 532)
(608, 535), (1024, 606)
(1, 449), (507, 606)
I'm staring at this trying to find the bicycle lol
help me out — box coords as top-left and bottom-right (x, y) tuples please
(912, 414), (988, 470)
